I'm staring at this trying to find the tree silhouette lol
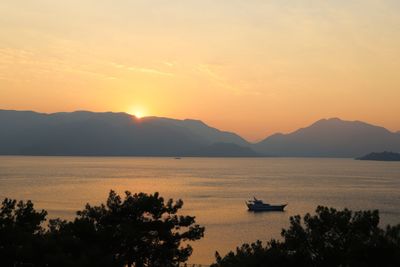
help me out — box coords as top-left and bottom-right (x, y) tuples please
(59, 190), (204, 267)
(212, 206), (400, 267)
(0, 198), (47, 266)
(0, 191), (204, 267)
(3, 195), (399, 267)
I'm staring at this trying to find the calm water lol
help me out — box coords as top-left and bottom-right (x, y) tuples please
(0, 156), (400, 264)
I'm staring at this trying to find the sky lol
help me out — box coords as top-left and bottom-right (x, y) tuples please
(1, 0), (400, 141)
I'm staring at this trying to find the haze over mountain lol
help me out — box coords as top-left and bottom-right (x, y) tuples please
(253, 118), (400, 157)
(1, 110), (399, 157)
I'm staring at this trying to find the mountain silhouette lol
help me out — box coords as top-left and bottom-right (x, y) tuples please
(357, 151), (400, 161)
(0, 110), (252, 156)
(1, 111), (400, 157)
(253, 118), (400, 157)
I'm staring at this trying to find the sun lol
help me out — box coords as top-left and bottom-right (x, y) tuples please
(128, 107), (146, 119)
(134, 111), (144, 118)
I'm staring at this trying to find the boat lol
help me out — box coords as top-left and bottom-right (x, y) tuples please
(246, 197), (287, 212)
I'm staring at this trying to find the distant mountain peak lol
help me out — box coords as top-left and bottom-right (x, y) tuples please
(307, 117), (388, 131)
(324, 117), (342, 122)
(312, 117), (354, 126)
(254, 117), (400, 157)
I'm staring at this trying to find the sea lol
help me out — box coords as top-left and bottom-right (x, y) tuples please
(0, 156), (399, 264)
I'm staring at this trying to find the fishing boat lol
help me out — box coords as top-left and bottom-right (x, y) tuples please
(246, 197), (287, 212)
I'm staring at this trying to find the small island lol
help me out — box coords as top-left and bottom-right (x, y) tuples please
(357, 151), (400, 161)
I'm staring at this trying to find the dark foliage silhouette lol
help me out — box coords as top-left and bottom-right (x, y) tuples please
(2, 195), (400, 267)
(0, 191), (204, 267)
(0, 198), (47, 266)
(212, 206), (400, 267)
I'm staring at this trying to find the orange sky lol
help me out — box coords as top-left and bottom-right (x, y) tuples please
(1, 1), (400, 141)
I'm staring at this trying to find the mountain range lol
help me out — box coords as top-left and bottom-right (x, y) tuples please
(1, 110), (399, 157)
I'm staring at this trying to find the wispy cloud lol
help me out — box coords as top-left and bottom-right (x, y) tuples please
(127, 66), (173, 76)
(110, 62), (173, 77)
(162, 61), (175, 67)
(0, 46), (120, 83)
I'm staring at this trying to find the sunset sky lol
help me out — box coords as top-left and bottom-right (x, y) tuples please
(1, 0), (399, 141)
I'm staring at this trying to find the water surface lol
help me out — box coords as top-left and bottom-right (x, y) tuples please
(0, 156), (399, 264)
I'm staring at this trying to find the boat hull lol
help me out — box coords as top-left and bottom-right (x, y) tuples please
(247, 204), (287, 212)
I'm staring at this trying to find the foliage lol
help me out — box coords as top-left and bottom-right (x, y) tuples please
(3, 195), (400, 267)
(0, 198), (47, 266)
(212, 206), (400, 267)
(0, 191), (204, 267)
